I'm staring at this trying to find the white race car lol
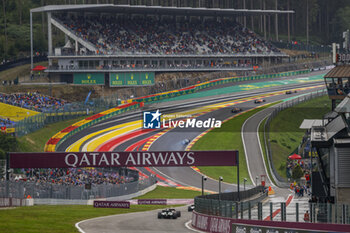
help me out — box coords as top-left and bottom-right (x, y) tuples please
(158, 208), (181, 219)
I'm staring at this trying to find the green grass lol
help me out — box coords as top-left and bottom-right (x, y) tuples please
(191, 102), (279, 184)
(17, 116), (88, 152)
(258, 117), (276, 185)
(135, 186), (201, 199)
(0, 204), (171, 233)
(269, 95), (331, 178)
(0, 61), (48, 81)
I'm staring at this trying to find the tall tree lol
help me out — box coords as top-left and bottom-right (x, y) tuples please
(2, 0), (7, 61)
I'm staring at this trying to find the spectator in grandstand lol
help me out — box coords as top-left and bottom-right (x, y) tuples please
(58, 15), (281, 56)
(0, 118), (13, 126)
(0, 92), (66, 112)
(22, 168), (135, 186)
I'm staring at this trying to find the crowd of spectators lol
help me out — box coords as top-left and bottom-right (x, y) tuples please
(21, 168), (136, 186)
(97, 60), (251, 70)
(0, 117), (14, 127)
(59, 15), (281, 55)
(0, 92), (66, 112)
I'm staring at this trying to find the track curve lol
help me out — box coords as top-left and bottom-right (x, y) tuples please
(67, 71), (327, 233)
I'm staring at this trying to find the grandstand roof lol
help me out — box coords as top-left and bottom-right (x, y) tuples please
(31, 4), (294, 16)
(324, 65), (350, 78)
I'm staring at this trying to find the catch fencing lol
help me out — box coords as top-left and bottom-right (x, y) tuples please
(0, 176), (156, 200)
(194, 186), (350, 224)
(13, 69), (310, 137)
(14, 95), (121, 137)
(194, 186), (267, 218)
(263, 89), (328, 186)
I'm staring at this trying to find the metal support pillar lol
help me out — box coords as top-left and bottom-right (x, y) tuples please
(327, 203), (332, 223)
(248, 202), (251, 219)
(243, 0), (246, 28)
(240, 202), (244, 219)
(306, 0), (309, 45)
(47, 12), (53, 66)
(287, 0), (290, 42)
(258, 202), (262, 220)
(75, 40), (78, 55)
(263, 0), (266, 40)
(236, 151), (240, 201)
(270, 202), (273, 221)
(275, 0), (278, 41)
(30, 11), (34, 70)
(296, 202), (299, 222)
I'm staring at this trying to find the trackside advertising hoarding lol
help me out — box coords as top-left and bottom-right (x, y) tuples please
(94, 201), (130, 209)
(137, 199), (167, 205)
(73, 73), (105, 85)
(191, 211), (350, 233)
(109, 72), (155, 86)
(9, 151), (238, 168)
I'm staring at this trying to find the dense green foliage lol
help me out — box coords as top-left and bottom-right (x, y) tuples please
(191, 102), (279, 184)
(0, 133), (17, 159)
(292, 164), (304, 180)
(0, 0), (349, 61)
(269, 95), (331, 178)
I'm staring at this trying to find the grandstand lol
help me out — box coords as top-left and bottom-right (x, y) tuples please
(30, 4), (292, 84)
(0, 102), (39, 122)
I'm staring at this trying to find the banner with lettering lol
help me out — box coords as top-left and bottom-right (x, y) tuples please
(191, 211), (349, 233)
(73, 73), (105, 85)
(9, 151), (238, 168)
(109, 72), (155, 86)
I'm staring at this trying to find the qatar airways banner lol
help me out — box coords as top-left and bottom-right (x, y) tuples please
(191, 211), (349, 233)
(94, 201), (130, 209)
(9, 151), (238, 168)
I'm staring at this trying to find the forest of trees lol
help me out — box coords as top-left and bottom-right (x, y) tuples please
(1, 0), (350, 61)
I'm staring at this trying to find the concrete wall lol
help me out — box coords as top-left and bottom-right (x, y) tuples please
(336, 188), (350, 205)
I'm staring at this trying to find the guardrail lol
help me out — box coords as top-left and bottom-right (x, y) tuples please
(263, 89), (328, 186)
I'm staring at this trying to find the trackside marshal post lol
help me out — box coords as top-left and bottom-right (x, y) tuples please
(9, 151), (238, 168)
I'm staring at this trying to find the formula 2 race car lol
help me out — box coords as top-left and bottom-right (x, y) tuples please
(285, 90), (297, 94)
(254, 99), (266, 104)
(158, 208), (181, 219)
(231, 107), (242, 113)
(188, 204), (195, 212)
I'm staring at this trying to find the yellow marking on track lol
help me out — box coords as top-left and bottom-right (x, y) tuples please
(70, 85), (324, 154)
(82, 121), (142, 151)
(66, 121), (141, 152)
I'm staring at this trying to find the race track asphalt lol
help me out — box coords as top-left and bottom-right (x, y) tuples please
(149, 85), (324, 193)
(78, 205), (194, 233)
(60, 71), (327, 233)
(58, 76), (325, 191)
